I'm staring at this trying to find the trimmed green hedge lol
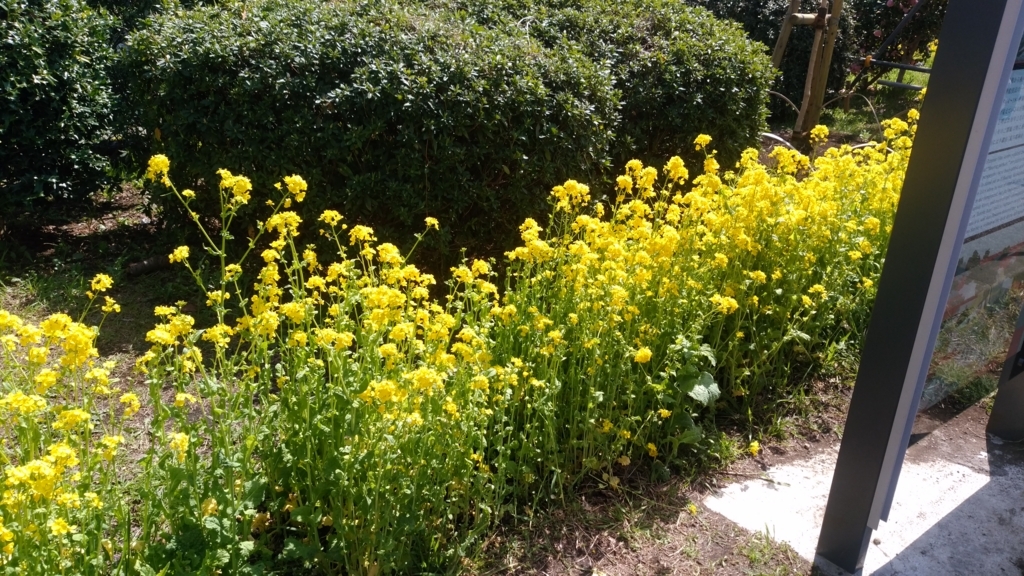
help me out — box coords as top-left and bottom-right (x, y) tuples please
(1, 0), (115, 213)
(119, 0), (773, 258)
(429, 0), (776, 168)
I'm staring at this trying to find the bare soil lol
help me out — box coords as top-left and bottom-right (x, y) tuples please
(483, 370), (1009, 576)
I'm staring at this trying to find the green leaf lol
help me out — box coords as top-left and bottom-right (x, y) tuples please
(203, 515), (223, 536)
(239, 540), (256, 556)
(687, 372), (720, 406)
(289, 505), (314, 526)
(677, 426), (703, 445)
(281, 537), (318, 561)
(213, 548), (231, 566)
(133, 560), (157, 576)
(240, 479), (267, 510)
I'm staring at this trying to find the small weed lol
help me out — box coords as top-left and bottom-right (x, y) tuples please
(674, 534), (699, 559)
(947, 375), (999, 412)
(741, 530), (800, 575)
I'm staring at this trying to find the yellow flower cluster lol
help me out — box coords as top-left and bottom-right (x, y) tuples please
(0, 281), (128, 568)
(218, 168), (254, 207)
(145, 154), (170, 185)
(6, 115), (909, 573)
(493, 111), (912, 459)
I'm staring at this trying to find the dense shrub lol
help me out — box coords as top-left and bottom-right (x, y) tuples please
(688, 0), (857, 118)
(117, 0), (620, 260)
(0, 115), (914, 573)
(0, 0), (115, 213)
(84, 0), (223, 47)
(118, 0), (773, 260)
(421, 0), (776, 173)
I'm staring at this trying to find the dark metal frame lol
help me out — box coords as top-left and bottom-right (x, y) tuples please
(988, 307), (1024, 438)
(815, 0), (1024, 572)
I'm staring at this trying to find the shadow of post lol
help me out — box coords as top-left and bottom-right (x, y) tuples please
(869, 437), (1024, 575)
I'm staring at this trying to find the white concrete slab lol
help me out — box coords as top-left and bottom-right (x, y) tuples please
(704, 446), (1024, 575)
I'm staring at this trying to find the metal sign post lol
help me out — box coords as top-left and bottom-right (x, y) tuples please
(815, 0), (1024, 573)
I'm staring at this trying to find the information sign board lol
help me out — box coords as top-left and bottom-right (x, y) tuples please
(922, 48), (1024, 412)
(815, 0), (1024, 573)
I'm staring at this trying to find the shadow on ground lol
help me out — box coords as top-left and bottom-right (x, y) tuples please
(0, 186), (204, 355)
(869, 437), (1024, 576)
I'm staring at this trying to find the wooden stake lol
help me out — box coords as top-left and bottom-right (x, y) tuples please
(795, 0), (830, 134)
(772, 0), (804, 68)
(804, 0), (845, 131)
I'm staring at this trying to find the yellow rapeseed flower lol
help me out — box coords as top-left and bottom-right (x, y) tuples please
(205, 290), (230, 307)
(120, 393), (141, 418)
(551, 179), (591, 212)
(703, 156), (720, 175)
(810, 124), (829, 144)
(174, 393), (197, 408)
(145, 154), (170, 183)
(224, 264), (243, 281)
(201, 497), (219, 517)
(90, 273), (113, 293)
(100, 435), (123, 461)
(634, 347), (653, 363)
(169, 432), (190, 462)
(217, 169), (253, 206)
(283, 175), (307, 202)
(34, 368), (59, 393)
(252, 512), (272, 533)
(319, 210), (343, 226)
(101, 296), (121, 313)
(53, 409), (92, 431)
(267, 211), (302, 237)
(349, 225), (376, 245)
(39, 313), (72, 339)
(202, 323), (234, 348)
(709, 294), (739, 315)
(49, 518), (75, 537)
(169, 246), (190, 264)
(83, 491), (102, 509)
(0, 391), (47, 414)
(664, 156), (688, 182)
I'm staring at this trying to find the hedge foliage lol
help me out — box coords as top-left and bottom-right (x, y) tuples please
(1, 0), (115, 212)
(118, 0), (773, 259)
(423, 0), (776, 170)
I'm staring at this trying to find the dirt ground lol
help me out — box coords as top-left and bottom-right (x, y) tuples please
(479, 381), (855, 576)
(484, 379), (1012, 576)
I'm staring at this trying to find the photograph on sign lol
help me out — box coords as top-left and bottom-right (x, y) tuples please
(920, 33), (1024, 410)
